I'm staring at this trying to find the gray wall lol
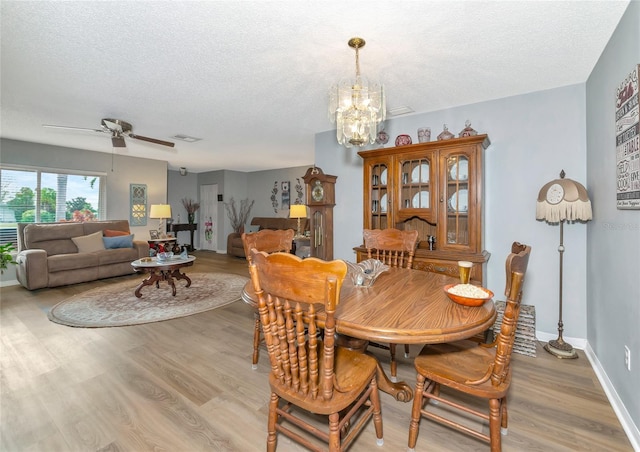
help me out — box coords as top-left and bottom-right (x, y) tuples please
(167, 169), (199, 246)
(586, 0), (639, 432)
(247, 165), (310, 218)
(1, 138), (168, 241)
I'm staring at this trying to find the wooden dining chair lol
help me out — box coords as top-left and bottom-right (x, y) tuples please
(248, 250), (384, 452)
(242, 228), (295, 369)
(363, 228), (419, 380)
(407, 242), (531, 452)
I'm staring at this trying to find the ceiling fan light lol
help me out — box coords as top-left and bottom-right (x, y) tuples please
(111, 136), (126, 147)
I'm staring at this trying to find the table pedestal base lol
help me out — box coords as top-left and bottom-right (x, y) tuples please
(134, 269), (192, 298)
(336, 335), (413, 402)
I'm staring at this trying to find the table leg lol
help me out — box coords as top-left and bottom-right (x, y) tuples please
(164, 271), (177, 296)
(135, 271), (162, 298)
(170, 269), (192, 288)
(336, 334), (413, 402)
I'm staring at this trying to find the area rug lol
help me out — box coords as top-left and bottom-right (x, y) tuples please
(48, 272), (249, 328)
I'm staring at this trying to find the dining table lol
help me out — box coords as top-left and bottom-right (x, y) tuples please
(241, 266), (496, 402)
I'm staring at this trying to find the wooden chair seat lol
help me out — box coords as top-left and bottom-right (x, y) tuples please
(413, 340), (510, 399)
(408, 242), (531, 452)
(270, 345), (378, 415)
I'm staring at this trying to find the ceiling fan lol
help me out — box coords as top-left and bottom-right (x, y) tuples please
(43, 118), (175, 148)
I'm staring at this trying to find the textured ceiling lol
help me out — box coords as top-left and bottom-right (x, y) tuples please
(0, 1), (630, 173)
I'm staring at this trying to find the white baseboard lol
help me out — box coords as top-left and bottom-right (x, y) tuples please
(535, 330), (587, 350)
(584, 343), (640, 451)
(537, 331), (640, 450)
(0, 279), (19, 288)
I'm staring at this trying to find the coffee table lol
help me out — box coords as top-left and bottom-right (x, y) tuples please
(131, 255), (196, 298)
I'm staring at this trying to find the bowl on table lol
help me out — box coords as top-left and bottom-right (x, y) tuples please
(443, 283), (494, 307)
(156, 251), (174, 262)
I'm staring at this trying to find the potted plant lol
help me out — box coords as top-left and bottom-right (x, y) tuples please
(0, 243), (17, 274)
(225, 197), (255, 233)
(181, 198), (201, 224)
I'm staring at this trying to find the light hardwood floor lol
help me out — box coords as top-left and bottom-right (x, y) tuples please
(1, 251), (633, 451)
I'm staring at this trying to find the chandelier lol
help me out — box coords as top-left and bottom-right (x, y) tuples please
(329, 37), (386, 148)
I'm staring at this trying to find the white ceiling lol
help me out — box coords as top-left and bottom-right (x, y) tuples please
(0, 1), (630, 173)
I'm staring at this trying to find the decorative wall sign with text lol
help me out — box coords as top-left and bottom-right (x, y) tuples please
(616, 64), (640, 209)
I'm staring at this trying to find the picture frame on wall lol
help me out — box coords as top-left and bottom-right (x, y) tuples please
(281, 180), (290, 210)
(615, 64), (640, 210)
(130, 183), (148, 225)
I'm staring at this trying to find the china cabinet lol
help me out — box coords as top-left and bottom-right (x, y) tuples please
(355, 134), (491, 283)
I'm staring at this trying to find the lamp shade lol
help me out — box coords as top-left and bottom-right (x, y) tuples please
(290, 204), (307, 219)
(149, 204), (172, 219)
(536, 171), (592, 223)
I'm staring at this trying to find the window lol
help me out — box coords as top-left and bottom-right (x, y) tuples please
(0, 166), (106, 246)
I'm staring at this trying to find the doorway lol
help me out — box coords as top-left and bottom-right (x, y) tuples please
(199, 184), (218, 251)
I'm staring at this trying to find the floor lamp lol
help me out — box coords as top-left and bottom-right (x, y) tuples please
(536, 170), (592, 359)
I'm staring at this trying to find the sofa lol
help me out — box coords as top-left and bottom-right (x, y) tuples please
(227, 216), (309, 258)
(16, 220), (149, 290)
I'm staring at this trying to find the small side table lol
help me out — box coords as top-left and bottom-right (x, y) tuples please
(131, 255), (196, 297)
(170, 223), (198, 251)
(293, 237), (311, 259)
(147, 238), (178, 256)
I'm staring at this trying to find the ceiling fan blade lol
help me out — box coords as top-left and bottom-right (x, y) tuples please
(128, 133), (175, 148)
(43, 124), (104, 133)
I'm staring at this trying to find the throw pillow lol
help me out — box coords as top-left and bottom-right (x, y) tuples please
(103, 234), (134, 249)
(72, 231), (106, 253)
(103, 229), (130, 237)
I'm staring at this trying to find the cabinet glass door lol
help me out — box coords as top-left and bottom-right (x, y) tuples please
(445, 155), (470, 246)
(399, 157), (432, 211)
(370, 163), (389, 229)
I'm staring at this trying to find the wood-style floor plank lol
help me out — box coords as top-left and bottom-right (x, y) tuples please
(0, 251), (634, 451)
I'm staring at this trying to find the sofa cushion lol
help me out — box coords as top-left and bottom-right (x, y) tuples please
(23, 223), (84, 256)
(83, 220), (130, 236)
(48, 253), (99, 272)
(251, 217), (301, 231)
(72, 231), (106, 253)
(103, 234), (134, 249)
(103, 229), (131, 237)
(98, 248), (140, 265)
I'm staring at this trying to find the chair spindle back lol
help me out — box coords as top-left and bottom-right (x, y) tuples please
(363, 228), (419, 269)
(248, 250), (347, 401)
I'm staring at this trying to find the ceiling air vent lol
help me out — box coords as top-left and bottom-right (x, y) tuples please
(172, 134), (202, 143)
(387, 106), (414, 117)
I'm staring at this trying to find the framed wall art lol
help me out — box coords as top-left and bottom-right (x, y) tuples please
(130, 183), (148, 225)
(281, 180), (290, 210)
(615, 64), (640, 209)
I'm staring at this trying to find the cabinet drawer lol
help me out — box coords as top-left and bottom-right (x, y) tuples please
(413, 257), (483, 282)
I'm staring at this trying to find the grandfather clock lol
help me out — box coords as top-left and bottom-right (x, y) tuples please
(303, 166), (336, 260)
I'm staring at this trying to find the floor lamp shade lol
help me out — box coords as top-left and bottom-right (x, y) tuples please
(536, 170), (592, 359)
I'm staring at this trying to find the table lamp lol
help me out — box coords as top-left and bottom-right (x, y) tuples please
(289, 204), (307, 238)
(536, 170), (592, 359)
(149, 204), (172, 237)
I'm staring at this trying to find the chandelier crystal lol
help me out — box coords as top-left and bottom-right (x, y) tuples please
(329, 37), (386, 148)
